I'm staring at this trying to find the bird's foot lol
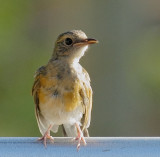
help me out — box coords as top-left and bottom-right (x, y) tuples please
(74, 132), (86, 151)
(72, 123), (86, 151)
(38, 130), (54, 147)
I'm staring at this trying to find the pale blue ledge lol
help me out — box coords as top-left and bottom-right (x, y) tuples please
(0, 137), (160, 157)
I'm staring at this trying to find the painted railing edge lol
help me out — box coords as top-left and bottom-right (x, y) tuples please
(0, 137), (160, 157)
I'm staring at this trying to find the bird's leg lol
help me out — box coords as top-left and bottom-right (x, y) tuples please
(74, 122), (86, 151)
(38, 124), (54, 147)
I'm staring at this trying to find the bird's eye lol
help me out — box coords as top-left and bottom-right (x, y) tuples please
(65, 38), (73, 45)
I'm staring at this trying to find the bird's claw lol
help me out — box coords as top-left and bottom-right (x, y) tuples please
(38, 134), (54, 147)
(72, 132), (86, 151)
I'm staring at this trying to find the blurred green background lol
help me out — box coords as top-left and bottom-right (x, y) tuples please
(0, 0), (160, 137)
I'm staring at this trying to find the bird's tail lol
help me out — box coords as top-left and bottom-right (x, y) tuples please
(62, 124), (89, 137)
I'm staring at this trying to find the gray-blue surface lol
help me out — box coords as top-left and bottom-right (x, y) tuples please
(0, 137), (160, 157)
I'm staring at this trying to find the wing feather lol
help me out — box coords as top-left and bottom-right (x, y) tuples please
(32, 66), (50, 135)
(80, 68), (93, 135)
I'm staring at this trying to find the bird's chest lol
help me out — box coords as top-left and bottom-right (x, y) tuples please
(57, 64), (84, 111)
(39, 63), (84, 124)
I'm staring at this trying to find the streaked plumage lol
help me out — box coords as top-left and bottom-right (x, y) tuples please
(32, 30), (98, 150)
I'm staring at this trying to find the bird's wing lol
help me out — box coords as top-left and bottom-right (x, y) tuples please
(32, 66), (50, 135)
(80, 68), (93, 136)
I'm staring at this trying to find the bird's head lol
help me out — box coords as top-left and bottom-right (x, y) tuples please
(53, 30), (98, 62)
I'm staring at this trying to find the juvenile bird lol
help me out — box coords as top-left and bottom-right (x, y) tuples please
(32, 30), (98, 150)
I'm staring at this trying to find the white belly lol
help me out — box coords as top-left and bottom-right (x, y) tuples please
(40, 95), (83, 126)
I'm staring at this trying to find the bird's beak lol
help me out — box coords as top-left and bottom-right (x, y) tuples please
(74, 38), (98, 46)
(83, 38), (98, 44)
